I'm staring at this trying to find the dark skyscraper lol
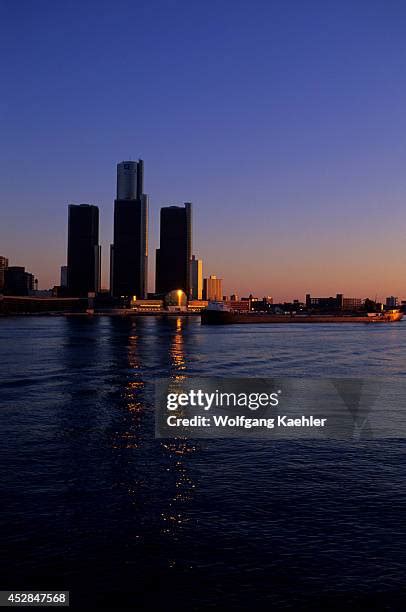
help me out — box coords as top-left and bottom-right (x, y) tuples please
(111, 160), (148, 298)
(155, 202), (192, 296)
(67, 204), (101, 297)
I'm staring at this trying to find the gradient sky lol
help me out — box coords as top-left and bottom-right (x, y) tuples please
(2, 0), (406, 300)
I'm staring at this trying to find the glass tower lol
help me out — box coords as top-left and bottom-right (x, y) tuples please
(111, 160), (148, 298)
(67, 204), (100, 297)
(155, 203), (192, 296)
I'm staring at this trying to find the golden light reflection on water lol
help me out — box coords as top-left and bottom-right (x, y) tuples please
(113, 317), (199, 566)
(160, 317), (198, 560)
(169, 317), (187, 378)
(112, 322), (144, 450)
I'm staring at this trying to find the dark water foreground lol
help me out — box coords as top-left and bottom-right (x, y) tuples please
(1, 316), (406, 609)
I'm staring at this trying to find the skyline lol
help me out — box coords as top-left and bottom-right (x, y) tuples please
(1, 154), (405, 303)
(2, 1), (406, 299)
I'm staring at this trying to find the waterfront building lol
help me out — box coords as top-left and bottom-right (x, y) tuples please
(111, 160), (148, 299)
(131, 298), (164, 311)
(306, 293), (343, 310)
(67, 204), (101, 297)
(164, 289), (188, 312)
(342, 297), (362, 310)
(187, 300), (208, 312)
(155, 203), (192, 296)
(224, 299), (250, 312)
(3, 266), (35, 295)
(0, 295), (87, 314)
(306, 293), (363, 311)
(250, 297), (278, 312)
(203, 275), (223, 301)
(386, 296), (399, 309)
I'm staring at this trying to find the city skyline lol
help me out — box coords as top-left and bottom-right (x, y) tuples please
(1, 153), (406, 303)
(3, 2), (406, 299)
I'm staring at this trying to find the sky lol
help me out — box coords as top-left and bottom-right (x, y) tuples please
(1, 0), (406, 301)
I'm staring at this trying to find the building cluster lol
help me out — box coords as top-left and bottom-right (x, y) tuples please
(0, 257), (37, 296)
(305, 293), (362, 311)
(0, 160), (226, 310)
(0, 159), (404, 315)
(61, 160), (226, 309)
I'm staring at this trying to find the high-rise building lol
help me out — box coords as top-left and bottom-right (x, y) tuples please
(4, 266), (35, 295)
(0, 256), (8, 291)
(190, 255), (203, 300)
(155, 203), (192, 296)
(67, 204), (101, 297)
(60, 265), (68, 288)
(203, 275), (223, 301)
(111, 160), (148, 298)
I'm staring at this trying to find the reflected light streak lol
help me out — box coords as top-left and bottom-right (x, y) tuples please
(160, 318), (198, 551)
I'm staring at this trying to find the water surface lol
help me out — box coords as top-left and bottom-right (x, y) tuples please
(1, 316), (406, 609)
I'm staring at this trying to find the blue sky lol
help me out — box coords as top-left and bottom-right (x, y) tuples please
(2, 0), (406, 299)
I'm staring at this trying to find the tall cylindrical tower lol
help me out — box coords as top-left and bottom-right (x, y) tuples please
(116, 161), (138, 200)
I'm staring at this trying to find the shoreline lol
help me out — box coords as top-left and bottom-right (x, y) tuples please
(0, 310), (202, 318)
(0, 310), (405, 324)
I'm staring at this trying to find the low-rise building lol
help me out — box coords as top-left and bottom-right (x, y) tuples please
(386, 296), (399, 309)
(187, 300), (208, 312)
(306, 293), (362, 312)
(342, 297), (362, 310)
(4, 266), (35, 296)
(224, 299), (250, 312)
(131, 298), (163, 311)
